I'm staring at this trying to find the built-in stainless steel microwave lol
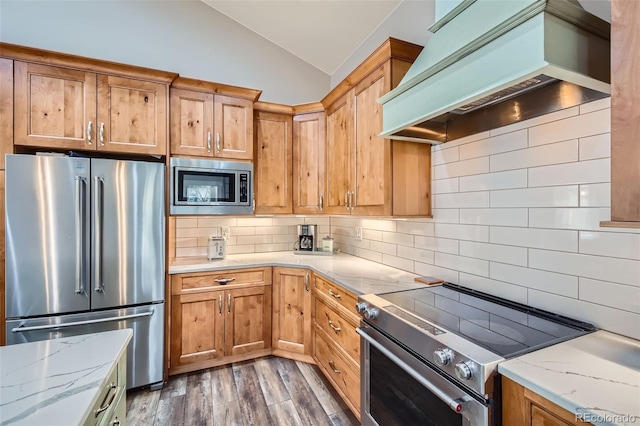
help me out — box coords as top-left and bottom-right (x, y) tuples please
(170, 157), (253, 215)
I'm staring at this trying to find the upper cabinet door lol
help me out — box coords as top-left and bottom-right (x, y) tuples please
(170, 88), (214, 157)
(293, 112), (326, 215)
(325, 94), (353, 215)
(96, 74), (167, 156)
(352, 67), (391, 216)
(14, 62), (96, 150)
(214, 95), (253, 160)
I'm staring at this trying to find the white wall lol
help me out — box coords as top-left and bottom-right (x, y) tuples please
(331, 98), (640, 340)
(0, 0), (330, 105)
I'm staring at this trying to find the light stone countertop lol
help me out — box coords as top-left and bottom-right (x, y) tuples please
(169, 251), (426, 295)
(499, 330), (640, 426)
(0, 329), (132, 425)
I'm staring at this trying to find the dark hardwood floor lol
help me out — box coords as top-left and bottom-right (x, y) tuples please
(126, 357), (360, 426)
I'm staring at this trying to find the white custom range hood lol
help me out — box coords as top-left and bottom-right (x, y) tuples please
(380, 0), (611, 144)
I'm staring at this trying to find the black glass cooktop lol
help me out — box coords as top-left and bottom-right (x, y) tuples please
(378, 283), (595, 358)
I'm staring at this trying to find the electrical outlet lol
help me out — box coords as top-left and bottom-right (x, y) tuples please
(222, 227), (230, 238)
(355, 227), (363, 241)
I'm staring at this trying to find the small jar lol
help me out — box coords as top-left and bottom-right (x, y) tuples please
(322, 236), (334, 253)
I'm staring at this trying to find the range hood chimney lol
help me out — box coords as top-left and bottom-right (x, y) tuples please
(379, 0), (611, 144)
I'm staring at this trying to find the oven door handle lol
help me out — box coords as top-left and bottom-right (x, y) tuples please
(357, 328), (465, 414)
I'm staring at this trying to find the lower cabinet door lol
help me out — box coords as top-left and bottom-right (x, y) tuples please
(225, 286), (272, 356)
(272, 267), (312, 355)
(170, 291), (225, 367)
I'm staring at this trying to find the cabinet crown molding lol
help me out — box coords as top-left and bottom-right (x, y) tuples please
(172, 76), (262, 102)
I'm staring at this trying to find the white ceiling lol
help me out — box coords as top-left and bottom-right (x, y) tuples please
(202, 0), (611, 77)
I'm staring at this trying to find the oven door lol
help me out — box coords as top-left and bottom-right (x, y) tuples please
(358, 325), (491, 426)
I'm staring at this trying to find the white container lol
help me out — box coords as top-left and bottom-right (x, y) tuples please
(322, 236), (334, 253)
(208, 236), (226, 259)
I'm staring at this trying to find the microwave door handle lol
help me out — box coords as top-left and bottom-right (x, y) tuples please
(357, 328), (466, 414)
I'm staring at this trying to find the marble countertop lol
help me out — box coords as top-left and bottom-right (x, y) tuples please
(499, 330), (640, 426)
(170, 251), (426, 295)
(0, 329), (132, 425)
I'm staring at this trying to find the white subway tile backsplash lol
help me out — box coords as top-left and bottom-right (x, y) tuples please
(459, 170), (527, 192)
(254, 226), (289, 235)
(459, 273), (528, 304)
(490, 226), (578, 252)
(490, 140), (578, 172)
(356, 248), (383, 263)
(175, 238), (197, 248)
(460, 208), (528, 227)
(197, 217), (237, 227)
(231, 227), (256, 236)
(580, 278), (640, 314)
(490, 263), (578, 298)
(459, 129), (528, 160)
(528, 158), (610, 187)
(529, 249), (640, 286)
(459, 241), (528, 266)
(490, 186), (579, 208)
(579, 133), (610, 160)
(414, 262), (460, 284)
(273, 234), (296, 244)
(382, 254), (414, 272)
(579, 231), (640, 260)
(415, 236), (459, 255)
(434, 157), (490, 179)
(362, 229), (383, 241)
(397, 246), (436, 264)
(227, 245), (256, 254)
(435, 224), (489, 242)
(435, 253), (489, 277)
(579, 183), (611, 207)
(432, 146), (460, 166)
(529, 208), (610, 230)
(360, 219), (397, 232)
(236, 217), (273, 227)
(382, 231), (414, 247)
(369, 240), (397, 255)
(431, 209), (461, 223)
(176, 218), (198, 228)
(236, 235), (272, 245)
(305, 217), (330, 226)
(271, 217), (305, 226)
(255, 243), (291, 252)
(434, 192), (490, 208)
(527, 290), (640, 340)
(432, 131), (491, 150)
(579, 97), (611, 115)
(396, 221), (435, 236)
(433, 177), (459, 194)
(528, 108), (610, 147)
(175, 246), (207, 257)
(490, 106), (579, 137)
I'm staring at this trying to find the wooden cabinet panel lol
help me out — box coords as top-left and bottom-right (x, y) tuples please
(325, 96), (352, 214)
(531, 405), (574, 426)
(0, 58), (13, 169)
(272, 267), (312, 356)
(225, 286), (272, 356)
(293, 112), (325, 214)
(14, 62), (96, 150)
(171, 291), (225, 367)
(313, 275), (359, 318)
(254, 111), (292, 214)
(172, 267), (271, 294)
(215, 95), (253, 160)
(313, 297), (360, 365)
(97, 74), (167, 155)
(170, 88), (214, 156)
(393, 141), (432, 216)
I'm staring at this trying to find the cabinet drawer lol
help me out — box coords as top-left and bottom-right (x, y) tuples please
(100, 389), (126, 426)
(172, 267), (272, 294)
(314, 275), (358, 317)
(314, 297), (359, 365)
(85, 361), (123, 426)
(314, 331), (360, 413)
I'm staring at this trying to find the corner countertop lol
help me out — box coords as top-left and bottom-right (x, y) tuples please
(169, 251), (426, 295)
(499, 330), (640, 426)
(0, 329), (132, 425)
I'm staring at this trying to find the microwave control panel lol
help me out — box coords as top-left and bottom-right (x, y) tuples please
(240, 173), (248, 203)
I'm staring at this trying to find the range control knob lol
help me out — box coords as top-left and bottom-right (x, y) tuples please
(363, 307), (379, 320)
(355, 302), (368, 314)
(433, 348), (454, 366)
(455, 361), (475, 381)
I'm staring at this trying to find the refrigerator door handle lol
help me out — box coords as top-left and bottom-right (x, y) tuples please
(94, 176), (104, 293)
(75, 176), (86, 294)
(11, 311), (154, 333)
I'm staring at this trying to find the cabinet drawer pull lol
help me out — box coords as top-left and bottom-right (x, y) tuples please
(328, 289), (341, 299)
(99, 122), (105, 146)
(86, 121), (93, 145)
(348, 191), (353, 210)
(216, 132), (221, 153)
(328, 319), (341, 333)
(207, 131), (212, 152)
(304, 273), (309, 292)
(319, 192), (323, 211)
(227, 294), (231, 313)
(214, 278), (235, 285)
(344, 192), (349, 210)
(112, 417), (121, 426)
(328, 360), (341, 374)
(218, 294), (222, 314)
(95, 382), (117, 416)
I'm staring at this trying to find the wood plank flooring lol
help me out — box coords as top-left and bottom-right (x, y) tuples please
(126, 356), (359, 426)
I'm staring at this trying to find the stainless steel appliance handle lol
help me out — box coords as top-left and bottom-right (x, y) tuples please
(207, 131), (212, 152)
(357, 328), (464, 414)
(94, 176), (104, 293)
(214, 278), (235, 284)
(11, 311), (154, 333)
(304, 272), (309, 292)
(75, 177), (86, 295)
(216, 132), (221, 154)
(86, 121), (93, 145)
(319, 192), (323, 211)
(99, 122), (105, 146)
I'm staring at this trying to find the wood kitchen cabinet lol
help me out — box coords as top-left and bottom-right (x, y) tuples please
(13, 61), (170, 156)
(272, 267), (313, 362)
(293, 104), (325, 215)
(254, 103), (293, 214)
(0, 58), (11, 346)
(170, 77), (261, 160)
(322, 38), (430, 217)
(169, 267), (272, 375)
(503, 377), (584, 426)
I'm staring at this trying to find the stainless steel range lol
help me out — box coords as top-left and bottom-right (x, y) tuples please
(356, 283), (595, 426)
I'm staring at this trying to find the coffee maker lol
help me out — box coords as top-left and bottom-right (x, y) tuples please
(296, 224), (317, 252)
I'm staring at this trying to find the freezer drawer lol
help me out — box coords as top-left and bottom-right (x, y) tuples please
(6, 304), (164, 390)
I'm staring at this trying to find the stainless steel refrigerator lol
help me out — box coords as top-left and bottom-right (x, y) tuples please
(5, 154), (165, 390)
